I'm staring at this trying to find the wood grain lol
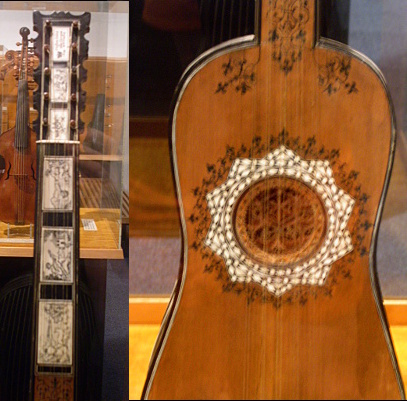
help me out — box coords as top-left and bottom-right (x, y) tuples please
(131, 322), (407, 401)
(144, 0), (404, 399)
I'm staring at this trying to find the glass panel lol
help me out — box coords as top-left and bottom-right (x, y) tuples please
(0, 1), (128, 257)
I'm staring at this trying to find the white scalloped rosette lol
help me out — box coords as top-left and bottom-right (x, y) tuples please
(204, 146), (355, 297)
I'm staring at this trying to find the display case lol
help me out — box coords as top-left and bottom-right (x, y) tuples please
(0, 1), (128, 259)
(0, 3), (129, 400)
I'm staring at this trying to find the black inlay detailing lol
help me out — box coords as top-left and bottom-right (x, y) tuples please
(188, 129), (371, 307)
(40, 285), (73, 300)
(42, 212), (73, 227)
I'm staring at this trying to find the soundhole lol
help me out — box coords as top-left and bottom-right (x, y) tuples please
(233, 177), (327, 266)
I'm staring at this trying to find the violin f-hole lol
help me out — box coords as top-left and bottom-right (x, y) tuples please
(31, 161), (36, 180)
(5, 162), (11, 180)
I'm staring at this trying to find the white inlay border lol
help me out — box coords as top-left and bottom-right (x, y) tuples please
(205, 146), (355, 297)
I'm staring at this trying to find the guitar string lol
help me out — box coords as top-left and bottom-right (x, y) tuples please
(271, 2), (280, 397)
(68, 22), (73, 398)
(293, 2), (303, 396)
(245, 2), (257, 399)
(262, 1), (270, 397)
(242, 3), (258, 397)
(298, 0), (304, 395)
(315, 6), (321, 395)
(228, 0), (235, 40)
(294, 1), (299, 396)
(244, 0), (252, 395)
(311, 4), (316, 395)
(212, 0), (220, 48)
(310, 3), (316, 395)
(313, 5), (317, 394)
(278, 0), (285, 396)
(243, 0), (249, 395)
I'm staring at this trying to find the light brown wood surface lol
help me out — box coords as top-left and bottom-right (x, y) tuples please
(130, 322), (407, 401)
(143, 0), (404, 399)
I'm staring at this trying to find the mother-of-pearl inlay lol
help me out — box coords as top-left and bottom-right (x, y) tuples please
(205, 146), (355, 296)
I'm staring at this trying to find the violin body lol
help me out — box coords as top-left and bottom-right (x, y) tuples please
(0, 125), (36, 225)
(0, 26), (37, 226)
(143, 1), (405, 399)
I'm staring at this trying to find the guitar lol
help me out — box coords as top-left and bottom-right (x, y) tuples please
(142, 0), (405, 399)
(30, 11), (90, 400)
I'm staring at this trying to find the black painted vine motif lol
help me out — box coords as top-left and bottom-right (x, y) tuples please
(318, 55), (358, 95)
(215, 58), (256, 95)
(187, 130), (372, 308)
(267, 0), (310, 74)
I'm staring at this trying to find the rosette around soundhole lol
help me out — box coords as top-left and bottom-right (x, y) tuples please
(233, 177), (327, 266)
(205, 146), (355, 297)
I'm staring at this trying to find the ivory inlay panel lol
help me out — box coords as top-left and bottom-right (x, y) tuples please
(43, 157), (73, 211)
(37, 300), (73, 366)
(51, 26), (71, 63)
(40, 227), (73, 283)
(49, 108), (70, 140)
(51, 67), (69, 102)
(205, 146), (355, 296)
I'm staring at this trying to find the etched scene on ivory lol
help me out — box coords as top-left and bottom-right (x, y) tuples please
(37, 301), (73, 366)
(40, 228), (73, 283)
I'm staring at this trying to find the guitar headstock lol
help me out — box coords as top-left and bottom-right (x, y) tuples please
(32, 11), (90, 140)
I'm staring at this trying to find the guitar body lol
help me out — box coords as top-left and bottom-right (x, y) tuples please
(143, 1), (405, 400)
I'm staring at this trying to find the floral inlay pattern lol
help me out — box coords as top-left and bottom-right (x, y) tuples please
(267, 0), (310, 73)
(215, 58), (256, 95)
(205, 146), (354, 297)
(187, 130), (372, 306)
(318, 55), (358, 95)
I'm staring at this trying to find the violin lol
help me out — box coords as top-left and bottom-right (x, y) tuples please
(0, 27), (36, 225)
(142, 0), (405, 399)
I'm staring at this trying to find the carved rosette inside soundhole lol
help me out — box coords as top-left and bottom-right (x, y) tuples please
(205, 146), (355, 297)
(233, 178), (327, 266)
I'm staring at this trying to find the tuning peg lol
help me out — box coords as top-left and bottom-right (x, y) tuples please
(29, 38), (34, 43)
(16, 42), (22, 46)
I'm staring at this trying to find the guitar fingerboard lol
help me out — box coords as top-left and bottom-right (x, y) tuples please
(31, 11), (90, 398)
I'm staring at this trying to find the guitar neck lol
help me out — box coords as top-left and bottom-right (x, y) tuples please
(30, 11), (90, 400)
